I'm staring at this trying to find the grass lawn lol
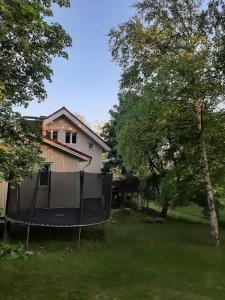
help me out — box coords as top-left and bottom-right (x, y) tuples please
(0, 206), (225, 300)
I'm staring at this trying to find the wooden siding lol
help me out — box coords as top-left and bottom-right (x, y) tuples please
(44, 116), (76, 132)
(0, 143), (81, 215)
(43, 116), (102, 173)
(0, 181), (8, 217)
(42, 145), (80, 172)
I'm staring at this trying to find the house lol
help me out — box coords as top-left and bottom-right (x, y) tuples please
(0, 107), (110, 216)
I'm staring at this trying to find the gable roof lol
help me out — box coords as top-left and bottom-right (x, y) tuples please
(42, 107), (110, 152)
(43, 137), (92, 162)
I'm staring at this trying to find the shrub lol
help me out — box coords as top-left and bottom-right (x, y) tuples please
(0, 242), (33, 259)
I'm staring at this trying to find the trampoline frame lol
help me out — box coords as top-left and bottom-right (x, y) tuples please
(4, 171), (112, 248)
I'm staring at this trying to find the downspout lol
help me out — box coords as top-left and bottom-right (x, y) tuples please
(81, 157), (92, 172)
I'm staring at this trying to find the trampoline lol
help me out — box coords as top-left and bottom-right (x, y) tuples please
(4, 171), (112, 246)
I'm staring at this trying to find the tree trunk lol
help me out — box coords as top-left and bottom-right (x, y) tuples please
(161, 201), (169, 219)
(148, 159), (161, 195)
(194, 100), (220, 246)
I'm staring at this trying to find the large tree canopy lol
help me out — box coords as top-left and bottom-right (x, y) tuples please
(109, 0), (225, 246)
(0, 0), (72, 184)
(0, 0), (71, 105)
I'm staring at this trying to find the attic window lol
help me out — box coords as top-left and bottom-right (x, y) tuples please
(46, 131), (51, 140)
(65, 132), (77, 144)
(72, 132), (77, 144)
(52, 131), (58, 141)
(45, 130), (58, 141)
(65, 132), (71, 143)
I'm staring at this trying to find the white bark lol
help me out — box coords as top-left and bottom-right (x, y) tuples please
(194, 100), (219, 246)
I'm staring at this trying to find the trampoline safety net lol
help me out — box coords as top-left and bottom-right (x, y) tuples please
(6, 172), (112, 227)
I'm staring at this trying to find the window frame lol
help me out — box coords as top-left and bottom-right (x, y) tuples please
(45, 130), (59, 142)
(72, 132), (77, 144)
(89, 143), (94, 150)
(52, 131), (58, 141)
(39, 164), (51, 187)
(64, 131), (77, 144)
(45, 130), (51, 140)
(65, 131), (71, 144)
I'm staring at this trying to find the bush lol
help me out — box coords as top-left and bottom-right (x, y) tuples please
(0, 242), (33, 259)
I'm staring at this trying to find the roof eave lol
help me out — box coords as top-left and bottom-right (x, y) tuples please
(43, 138), (91, 162)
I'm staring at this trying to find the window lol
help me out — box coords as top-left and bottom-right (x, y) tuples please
(52, 131), (58, 141)
(65, 132), (77, 144)
(40, 165), (50, 186)
(89, 143), (94, 149)
(46, 131), (51, 140)
(45, 130), (58, 141)
(65, 132), (71, 143)
(72, 132), (77, 144)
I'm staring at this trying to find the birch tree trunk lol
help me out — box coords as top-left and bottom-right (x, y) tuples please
(194, 100), (220, 246)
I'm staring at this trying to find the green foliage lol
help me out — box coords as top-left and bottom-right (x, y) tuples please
(158, 171), (177, 208)
(0, 242), (32, 259)
(0, 103), (44, 185)
(0, 0), (72, 105)
(0, 0), (72, 184)
(108, 0), (225, 222)
(101, 104), (128, 176)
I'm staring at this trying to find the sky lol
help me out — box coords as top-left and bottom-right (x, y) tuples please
(16, 0), (135, 124)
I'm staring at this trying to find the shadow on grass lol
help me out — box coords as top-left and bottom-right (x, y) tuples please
(2, 224), (107, 249)
(137, 206), (209, 226)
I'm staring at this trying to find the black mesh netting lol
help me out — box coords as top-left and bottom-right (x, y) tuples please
(6, 172), (112, 227)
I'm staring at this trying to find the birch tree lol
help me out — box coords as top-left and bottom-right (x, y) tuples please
(109, 0), (225, 246)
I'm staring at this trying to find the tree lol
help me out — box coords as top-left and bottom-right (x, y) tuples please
(101, 101), (129, 176)
(0, 104), (43, 185)
(114, 83), (198, 218)
(109, 0), (225, 246)
(0, 0), (72, 184)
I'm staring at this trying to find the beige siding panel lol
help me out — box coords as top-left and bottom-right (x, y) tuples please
(44, 116), (76, 132)
(41, 145), (80, 172)
(0, 181), (8, 216)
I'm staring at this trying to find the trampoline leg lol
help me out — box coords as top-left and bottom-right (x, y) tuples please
(77, 226), (82, 249)
(3, 219), (8, 242)
(26, 224), (31, 249)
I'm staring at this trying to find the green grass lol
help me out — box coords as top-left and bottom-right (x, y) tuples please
(147, 202), (225, 224)
(1, 207), (225, 300)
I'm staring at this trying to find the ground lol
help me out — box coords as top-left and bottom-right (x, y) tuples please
(0, 205), (225, 300)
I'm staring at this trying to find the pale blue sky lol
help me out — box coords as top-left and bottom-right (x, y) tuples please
(16, 0), (135, 123)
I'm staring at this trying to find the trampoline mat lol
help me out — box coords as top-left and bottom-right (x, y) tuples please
(8, 207), (109, 227)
